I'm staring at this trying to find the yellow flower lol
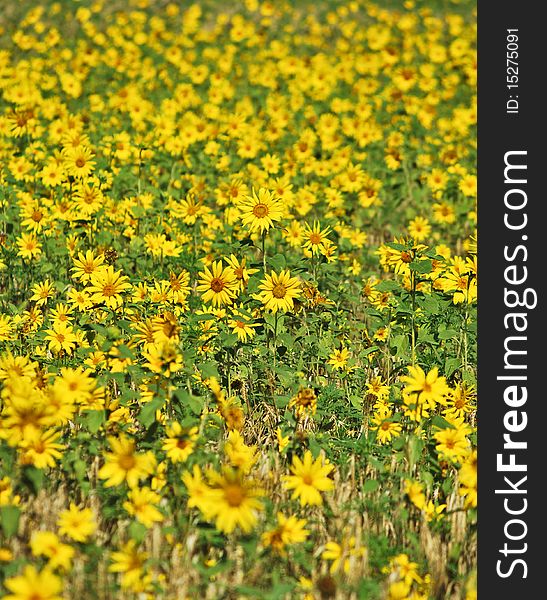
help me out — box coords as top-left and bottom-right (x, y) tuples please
(30, 531), (74, 571)
(16, 232), (42, 260)
(404, 479), (426, 510)
(98, 435), (156, 488)
(199, 467), (265, 534)
(238, 187), (284, 233)
(86, 265), (131, 309)
(143, 341), (183, 377)
(44, 321), (78, 354)
(162, 422), (198, 463)
(228, 307), (259, 342)
(255, 269), (301, 313)
(19, 429), (64, 469)
(288, 387), (317, 418)
(57, 503), (96, 542)
(276, 427), (290, 452)
(322, 536), (366, 574)
(109, 540), (148, 590)
(3, 565), (63, 600)
(434, 427), (470, 462)
(284, 450), (334, 506)
(71, 250), (106, 283)
(370, 412), (403, 444)
(182, 465), (217, 519)
(0, 547), (13, 561)
(196, 260), (238, 307)
(62, 145), (95, 178)
(29, 280), (56, 306)
(224, 430), (257, 472)
(408, 216), (431, 242)
(225, 254), (258, 292)
(261, 513), (309, 555)
(123, 486), (164, 527)
(327, 347), (351, 371)
(302, 221), (333, 255)
(400, 365), (450, 406)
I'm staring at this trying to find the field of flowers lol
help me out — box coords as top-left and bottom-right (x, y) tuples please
(0, 1), (477, 598)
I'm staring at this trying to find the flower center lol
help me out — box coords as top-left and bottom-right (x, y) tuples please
(210, 278), (225, 293)
(224, 484), (245, 507)
(302, 474), (313, 485)
(119, 454), (136, 470)
(34, 441), (46, 453)
(252, 203), (269, 218)
(400, 251), (412, 263)
(309, 233), (321, 244)
(272, 284), (286, 299)
(75, 157), (86, 168)
(102, 284), (115, 297)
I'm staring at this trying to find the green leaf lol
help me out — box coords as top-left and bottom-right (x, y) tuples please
(438, 329), (458, 340)
(85, 410), (105, 434)
(420, 471), (434, 490)
(406, 434), (424, 468)
(138, 397), (165, 428)
(188, 395), (204, 415)
(0, 505), (20, 538)
(174, 390), (203, 415)
(422, 296), (440, 313)
(269, 253), (286, 271)
(409, 259), (432, 274)
(116, 344), (135, 360)
(444, 357), (461, 378)
(363, 479), (379, 493)
(349, 394), (362, 409)
(128, 521), (147, 543)
(23, 465), (44, 494)
(376, 280), (400, 292)
(431, 415), (455, 430)
(198, 361), (218, 378)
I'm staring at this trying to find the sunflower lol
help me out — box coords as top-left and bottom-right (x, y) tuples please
(3, 565), (63, 600)
(255, 269), (301, 313)
(44, 321), (78, 354)
(196, 260), (238, 307)
(19, 429), (65, 469)
(289, 387), (317, 418)
(123, 487), (164, 528)
(16, 232), (42, 260)
(227, 305), (258, 342)
(238, 187), (284, 233)
(98, 435), (156, 488)
(261, 513), (309, 555)
(283, 450), (334, 506)
(203, 467), (265, 534)
(57, 503), (96, 542)
(302, 220), (333, 255)
(86, 265), (131, 309)
(162, 423), (198, 463)
(63, 145), (96, 179)
(400, 365), (450, 406)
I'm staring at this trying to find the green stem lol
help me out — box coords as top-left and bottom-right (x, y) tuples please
(410, 270), (417, 367)
(261, 230), (267, 273)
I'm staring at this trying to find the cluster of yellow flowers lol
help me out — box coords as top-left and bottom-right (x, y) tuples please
(0, 1), (476, 598)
